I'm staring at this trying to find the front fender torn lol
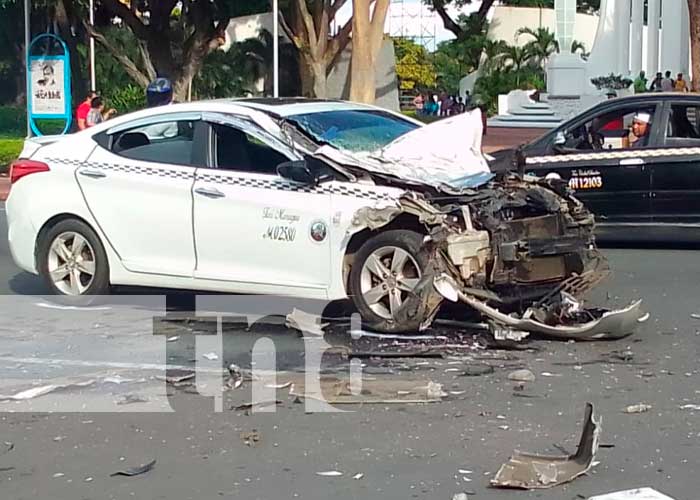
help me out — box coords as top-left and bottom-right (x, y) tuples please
(350, 192), (448, 231)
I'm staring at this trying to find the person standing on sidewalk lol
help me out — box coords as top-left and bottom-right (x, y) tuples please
(85, 97), (117, 127)
(661, 71), (674, 92)
(75, 91), (97, 131)
(675, 73), (689, 92)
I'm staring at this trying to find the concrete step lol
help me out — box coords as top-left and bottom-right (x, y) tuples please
(510, 108), (556, 116)
(492, 114), (562, 123)
(521, 103), (551, 110)
(487, 119), (560, 129)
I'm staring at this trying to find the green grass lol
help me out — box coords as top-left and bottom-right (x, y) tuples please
(401, 110), (442, 124)
(0, 137), (23, 174)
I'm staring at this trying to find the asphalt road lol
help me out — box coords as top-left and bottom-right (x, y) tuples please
(1, 202), (699, 500)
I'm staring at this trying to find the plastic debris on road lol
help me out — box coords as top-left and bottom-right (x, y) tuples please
(0, 380), (95, 401)
(491, 403), (600, 489)
(623, 403), (652, 414)
(110, 459), (156, 478)
(316, 471), (343, 477)
(285, 309), (328, 336)
(289, 376), (446, 404)
(587, 487), (677, 500)
(240, 431), (261, 447)
(507, 369), (536, 382)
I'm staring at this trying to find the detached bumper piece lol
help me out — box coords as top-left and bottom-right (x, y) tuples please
(490, 403), (600, 489)
(434, 274), (647, 341)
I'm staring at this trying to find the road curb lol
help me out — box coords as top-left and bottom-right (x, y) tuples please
(0, 175), (9, 202)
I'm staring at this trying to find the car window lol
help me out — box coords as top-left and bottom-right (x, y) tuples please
(665, 104), (700, 145)
(212, 123), (289, 175)
(286, 110), (419, 153)
(110, 120), (198, 166)
(564, 106), (656, 151)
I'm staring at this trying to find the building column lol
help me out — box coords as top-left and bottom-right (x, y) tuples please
(630, 0), (644, 75)
(616, 0), (631, 75)
(647, 0), (661, 76)
(661, 0), (687, 75)
(681, 1), (690, 77)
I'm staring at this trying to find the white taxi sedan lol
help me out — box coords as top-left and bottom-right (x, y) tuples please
(6, 98), (643, 336)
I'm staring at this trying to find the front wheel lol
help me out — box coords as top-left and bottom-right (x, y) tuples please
(348, 230), (431, 333)
(37, 219), (111, 302)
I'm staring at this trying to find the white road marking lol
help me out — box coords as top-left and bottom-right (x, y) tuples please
(0, 355), (223, 374)
(35, 301), (112, 311)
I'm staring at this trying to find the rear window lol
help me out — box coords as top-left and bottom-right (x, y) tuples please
(286, 110), (419, 153)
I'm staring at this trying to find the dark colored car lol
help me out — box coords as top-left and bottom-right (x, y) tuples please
(489, 93), (700, 241)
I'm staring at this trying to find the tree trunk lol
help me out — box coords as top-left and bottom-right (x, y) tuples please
(299, 57), (315, 97)
(280, 0), (352, 98)
(349, 35), (375, 102)
(689, 0), (700, 92)
(349, 0), (390, 103)
(310, 61), (328, 98)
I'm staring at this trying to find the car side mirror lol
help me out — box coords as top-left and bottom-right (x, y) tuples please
(277, 160), (317, 185)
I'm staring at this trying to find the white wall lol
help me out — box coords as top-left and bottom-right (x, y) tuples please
(487, 6), (599, 53)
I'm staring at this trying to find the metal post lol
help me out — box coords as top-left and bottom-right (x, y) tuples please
(273, 0), (279, 97)
(89, 0), (96, 91)
(24, 0), (30, 136)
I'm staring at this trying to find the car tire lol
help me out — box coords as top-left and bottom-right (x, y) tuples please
(348, 230), (431, 333)
(37, 219), (111, 304)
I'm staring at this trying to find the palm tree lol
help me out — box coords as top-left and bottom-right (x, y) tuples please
(501, 45), (534, 85)
(515, 26), (559, 69)
(480, 39), (509, 73)
(571, 40), (590, 60)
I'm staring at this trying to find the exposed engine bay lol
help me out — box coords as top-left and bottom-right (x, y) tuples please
(349, 173), (646, 340)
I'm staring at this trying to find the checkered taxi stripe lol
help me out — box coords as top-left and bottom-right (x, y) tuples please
(526, 147), (700, 164)
(47, 157), (397, 201)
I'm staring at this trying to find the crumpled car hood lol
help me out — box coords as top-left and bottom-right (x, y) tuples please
(312, 109), (494, 192)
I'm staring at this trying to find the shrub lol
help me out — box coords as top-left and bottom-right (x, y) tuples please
(0, 106), (25, 136)
(591, 74), (633, 91)
(0, 137), (23, 173)
(108, 84), (146, 115)
(474, 68), (546, 115)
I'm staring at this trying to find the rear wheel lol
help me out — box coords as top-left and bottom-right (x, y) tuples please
(348, 230), (430, 332)
(37, 219), (110, 302)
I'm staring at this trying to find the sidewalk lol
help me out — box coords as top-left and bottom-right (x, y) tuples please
(482, 127), (545, 153)
(0, 174), (8, 202)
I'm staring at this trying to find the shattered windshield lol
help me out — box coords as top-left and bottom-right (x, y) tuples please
(286, 109), (420, 152)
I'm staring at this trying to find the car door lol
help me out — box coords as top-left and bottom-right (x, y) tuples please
(525, 102), (660, 224)
(80, 112), (206, 276)
(650, 100), (700, 224)
(192, 113), (332, 293)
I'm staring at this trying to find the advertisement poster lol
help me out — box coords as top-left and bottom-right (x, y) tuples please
(30, 58), (66, 115)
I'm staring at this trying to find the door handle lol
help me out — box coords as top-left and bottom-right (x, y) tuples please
(619, 158), (644, 166)
(194, 187), (225, 199)
(79, 169), (107, 179)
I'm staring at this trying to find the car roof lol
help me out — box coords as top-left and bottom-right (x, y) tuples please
(228, 98), (387, 117)
(605, 92), (700, 104)
(81, 98), (423, 139)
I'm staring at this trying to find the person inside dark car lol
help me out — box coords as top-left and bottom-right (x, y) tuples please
(630, 112), (651, 148)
